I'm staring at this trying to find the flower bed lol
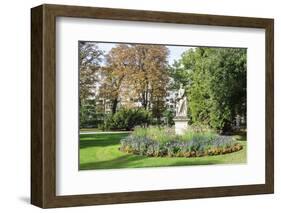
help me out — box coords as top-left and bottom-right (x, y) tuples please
(119, 127), (243, 158)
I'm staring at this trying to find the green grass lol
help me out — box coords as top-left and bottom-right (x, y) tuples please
(79, 133), (247, 170)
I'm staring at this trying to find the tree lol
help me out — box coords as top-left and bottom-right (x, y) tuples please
(100, 44), (170, 120)
(130, 45), (170, 113)
(170, 47), (247, 132)
(99, 44), (135, 114)
(79, 42), (103, 104)
(208, 48), (247, 131)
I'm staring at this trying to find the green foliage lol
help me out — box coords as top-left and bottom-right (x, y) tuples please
(163, 109), (175, 126)
(208, 48), (247, 131)
(79, 99), (104, 128)
(169, 47), (247, 132)
(99, 108), (152, 131)
(79, 42), (103, 102)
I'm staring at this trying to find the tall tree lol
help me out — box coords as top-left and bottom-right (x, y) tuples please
(99, 44), (135, 114)
(100, 44), (170, 118)
(79, 42), (103, 104)
(170, 47), (246, 132)
(130, 45), (170, 119)
(208, 48), (247, 131)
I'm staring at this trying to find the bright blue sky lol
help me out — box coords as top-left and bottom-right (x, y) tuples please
(96, 42), (193, 65)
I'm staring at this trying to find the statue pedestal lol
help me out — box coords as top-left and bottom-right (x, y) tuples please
(174, 117), (188, 135)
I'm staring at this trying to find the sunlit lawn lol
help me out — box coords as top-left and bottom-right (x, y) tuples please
(79, 132), (246, 170)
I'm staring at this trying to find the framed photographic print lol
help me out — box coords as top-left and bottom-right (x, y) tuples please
(31, 4), (274, 208)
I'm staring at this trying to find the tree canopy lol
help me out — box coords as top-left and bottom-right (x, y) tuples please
(169, 47), (247, 132)
(79, 42), (104, 104)
(99, 44), (170, 119)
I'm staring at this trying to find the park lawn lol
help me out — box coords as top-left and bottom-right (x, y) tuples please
(79, 133), (247, 170)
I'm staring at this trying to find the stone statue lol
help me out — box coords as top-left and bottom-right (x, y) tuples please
(175, 84), (187, 117)
(174, 84), (188, 135)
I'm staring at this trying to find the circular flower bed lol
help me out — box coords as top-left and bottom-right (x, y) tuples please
(119, 127), (243, 158)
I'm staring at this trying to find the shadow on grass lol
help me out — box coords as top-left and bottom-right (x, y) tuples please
(80, 133), (129, 149)
(80, 154), (221, 170)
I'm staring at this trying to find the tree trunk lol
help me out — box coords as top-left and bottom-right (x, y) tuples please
(111, 99), (118, 114)
(141, 92), (147, 109)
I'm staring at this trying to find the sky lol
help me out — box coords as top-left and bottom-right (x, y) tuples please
(95, 42), (193, 65)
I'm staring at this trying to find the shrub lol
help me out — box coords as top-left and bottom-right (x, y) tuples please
(79, 100), (105, 128)
(99, 108), (152, 131)
(163, 109), (175, 126)
(98, 114), (115, 130)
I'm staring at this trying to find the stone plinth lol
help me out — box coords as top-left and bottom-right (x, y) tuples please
(174, 117), (188, 135)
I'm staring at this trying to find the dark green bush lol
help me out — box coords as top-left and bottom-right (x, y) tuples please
(79, 99), (105, 128)
(99, 108), (152, 131)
